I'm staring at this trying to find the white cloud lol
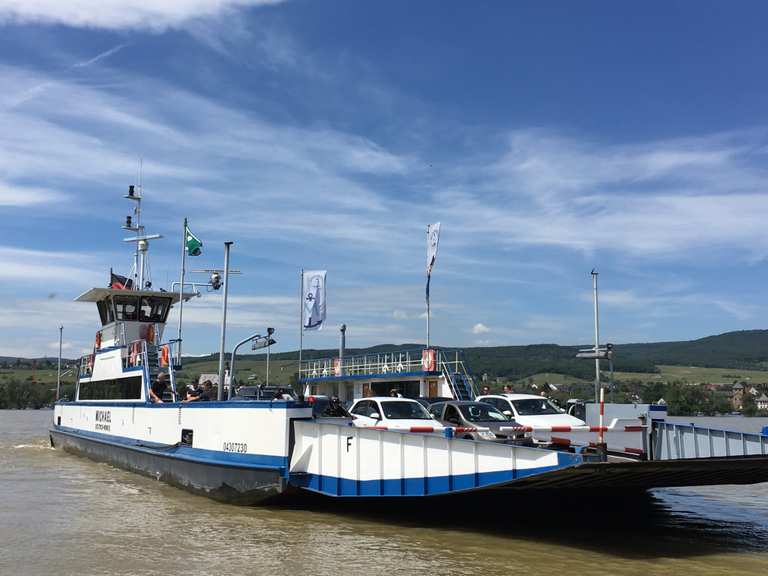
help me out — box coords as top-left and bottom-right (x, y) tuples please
(435, 129), (768, 260)
(0, 183), (61, 206)
(0, 1), (284, 31)
(471, 322), (490, 334)
(0, 246), (105, 286)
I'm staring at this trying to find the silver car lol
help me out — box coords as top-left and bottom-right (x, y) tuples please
(428, 401), (529, 442)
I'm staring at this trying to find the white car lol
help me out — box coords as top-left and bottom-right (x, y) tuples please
(349, 397), (444, 431)
(475, 394), (586, 428)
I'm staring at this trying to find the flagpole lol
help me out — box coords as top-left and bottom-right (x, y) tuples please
(427, 282), (430, 349)
(298, 268), (304, 393)
(176, 217), (187, 366)
(426, 226), (431, 349)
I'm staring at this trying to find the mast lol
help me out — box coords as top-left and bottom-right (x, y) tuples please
(122, 183), (162, 290)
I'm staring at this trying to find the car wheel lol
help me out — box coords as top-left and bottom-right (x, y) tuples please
(462, 435), (473, 440)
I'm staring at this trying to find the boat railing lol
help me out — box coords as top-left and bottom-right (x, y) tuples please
(96, 322), (127, 349)
(123, 339), (148, 371)
(651, 420), (768, 460)
(299, 348), (473, 381)
(439, 352), (477, 400)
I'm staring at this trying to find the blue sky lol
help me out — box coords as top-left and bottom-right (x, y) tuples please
(2, 1), (768, 358)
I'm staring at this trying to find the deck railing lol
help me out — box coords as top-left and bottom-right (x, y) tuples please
(651, 421), (768, 460)
(299, 348), (475, 392)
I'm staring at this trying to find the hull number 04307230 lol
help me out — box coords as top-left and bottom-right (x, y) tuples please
(223, 442), (247, 453)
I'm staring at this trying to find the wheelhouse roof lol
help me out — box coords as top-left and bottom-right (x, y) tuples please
(75, 287), (195, 304)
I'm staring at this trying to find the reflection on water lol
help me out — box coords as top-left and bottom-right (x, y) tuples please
(2, 410), (767, 576)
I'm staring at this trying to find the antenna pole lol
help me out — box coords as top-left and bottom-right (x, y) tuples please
(592, 269), (601, 403)
(135, 160), (143, 288)
(176, 217), (187, 366)
(218, 242), (233, 401)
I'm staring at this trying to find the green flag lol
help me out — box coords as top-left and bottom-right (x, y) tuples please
(185, 225), (202, 256)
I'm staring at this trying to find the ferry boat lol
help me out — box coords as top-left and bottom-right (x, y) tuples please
(51, 186), (768, 503)
(49, 187), (585, 503)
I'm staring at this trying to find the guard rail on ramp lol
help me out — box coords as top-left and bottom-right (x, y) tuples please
(652, 421), (768, 460)
(487, 421), (768, 491)
(288, 420), (581, 497)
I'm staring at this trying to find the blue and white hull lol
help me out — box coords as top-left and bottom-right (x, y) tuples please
(51, 400), (584, 504)
(51, 400), (310, 504)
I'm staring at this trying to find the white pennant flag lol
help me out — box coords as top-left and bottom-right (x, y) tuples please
(426, 222), (441, 274)
(302, 270), (327, 331)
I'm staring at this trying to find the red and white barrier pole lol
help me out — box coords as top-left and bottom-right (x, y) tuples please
(599, 386), (605, 446)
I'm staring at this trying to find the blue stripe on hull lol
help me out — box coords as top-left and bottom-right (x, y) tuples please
(50, 428), (287, 505)
(289, 452), (580, 497)
(53, 425), (288, 471)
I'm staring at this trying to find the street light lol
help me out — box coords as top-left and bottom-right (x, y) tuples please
(228, 331), (272, 399)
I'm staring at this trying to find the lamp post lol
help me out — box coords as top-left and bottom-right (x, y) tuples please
(217, 241), (233, 401)
(266, 327), (275, 387)
(56, 325), (63, 401)
(229, 331), (264, 399)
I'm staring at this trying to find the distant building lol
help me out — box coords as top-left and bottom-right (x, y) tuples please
(731, 383), (745, 410)
(757, 394), (768, 411)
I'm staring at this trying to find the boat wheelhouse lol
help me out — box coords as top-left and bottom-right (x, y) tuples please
(74, 287), (186, 403)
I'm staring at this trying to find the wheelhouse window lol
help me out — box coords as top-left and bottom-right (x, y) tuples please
(114, 296), (140, 321)
(97, 298), (112, 325)
(78, 376), (143, 400)
(139, 296), (171, 323)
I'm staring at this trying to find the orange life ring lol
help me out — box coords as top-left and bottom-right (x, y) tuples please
(146, 324), (155, 344)
(160, 345), (170, 367)
(95, 331), (102, 349)
(129, 342), (139, 366)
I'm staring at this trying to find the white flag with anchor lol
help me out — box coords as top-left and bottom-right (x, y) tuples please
(302, 270), (327, 331)
(426, 222), (441, 275)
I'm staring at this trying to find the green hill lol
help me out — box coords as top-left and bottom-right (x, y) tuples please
(4, 329), (768, 384)
(178, 329), (768, 381)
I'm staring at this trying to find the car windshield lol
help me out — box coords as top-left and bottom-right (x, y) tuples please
(512, 398), (561, 416)
(380, 401), (433, 420)
(458, 403), (509, 422)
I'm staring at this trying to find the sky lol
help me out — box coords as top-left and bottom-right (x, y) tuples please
(2, 1), (768, 358)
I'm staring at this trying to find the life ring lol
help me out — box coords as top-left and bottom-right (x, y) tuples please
(86, 354), (94, 372)
(129, 342), (139, 366)
(95, 331), (102, 349)
(160, 345), (170, 367)
(145, 324), (155, 344)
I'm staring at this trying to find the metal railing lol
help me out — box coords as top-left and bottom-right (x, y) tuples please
(651, 421), (768, 460)
(96, 322), (127, 349)
(299, 348), (477, 397)
(300, 348), (466, 379)
(79, 338), (177, 401)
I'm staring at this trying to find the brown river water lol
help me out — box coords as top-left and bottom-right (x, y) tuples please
(1, 410), (767, 576)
